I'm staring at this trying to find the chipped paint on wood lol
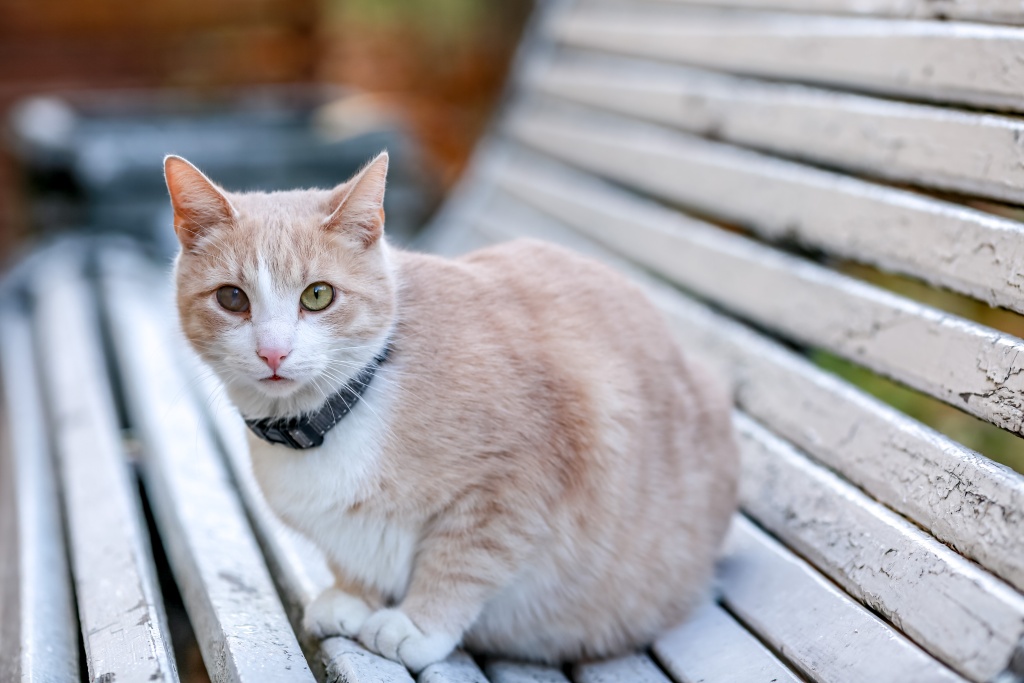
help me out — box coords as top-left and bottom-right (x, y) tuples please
(492, 146), (1024, 438)
(557, 2), (1024, 111)
(535, 53), (1024, 204)
(507, 102), (1024, 316)
(33, 251), (178, 683)
(654, 0), (1024, 25)
(737, 413), (1024, 682)
(721, 517), (966, 683)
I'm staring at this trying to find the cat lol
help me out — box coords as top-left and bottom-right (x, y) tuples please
(166, 151), (739, 672)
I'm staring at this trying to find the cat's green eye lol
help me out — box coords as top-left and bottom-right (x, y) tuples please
(300, 282), (334, 312)
(216, 286), (250, 313)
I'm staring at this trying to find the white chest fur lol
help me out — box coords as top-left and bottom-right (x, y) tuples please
(248, 381), (418, 601)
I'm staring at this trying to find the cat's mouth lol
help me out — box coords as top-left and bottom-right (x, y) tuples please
(262, 374), (291, 383)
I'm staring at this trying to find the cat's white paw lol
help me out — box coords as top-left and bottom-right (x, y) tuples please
(358, 608), (457, 672)
(303, 587), (373, 639)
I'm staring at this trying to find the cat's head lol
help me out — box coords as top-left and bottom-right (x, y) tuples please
(166, 152), (397, 418)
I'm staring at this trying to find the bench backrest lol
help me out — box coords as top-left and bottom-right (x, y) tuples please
(421, 1), (1024, 681)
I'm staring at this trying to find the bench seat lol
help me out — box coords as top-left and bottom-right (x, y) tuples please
(4, 0), (1024, 681)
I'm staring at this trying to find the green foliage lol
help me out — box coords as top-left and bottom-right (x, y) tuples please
(325, 0), (489, 39)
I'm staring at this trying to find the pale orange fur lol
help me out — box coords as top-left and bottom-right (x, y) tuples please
(167, 152), (739, 671)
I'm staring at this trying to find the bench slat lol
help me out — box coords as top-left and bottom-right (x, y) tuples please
(652, 601), (801, 683)
(320, 637), (415, 683)
(573, 654), (671, 683)
(421, 651), (490, 683)
(459, 175), (1024, 598)
(99, 255), (315, 683)
(722, 516), (965, 683)
(0, 302), (80, 683)
(33, 252), (179, 682)
(492, 147), (1024, 438)
(653, 0), (1024, 25)
(484, 661), (571, 683)
(736, 412), (1024, 682)
(537, 53), (1024, 204)
(556, 2), (1024, 111)
(508, 101), (1024, 316)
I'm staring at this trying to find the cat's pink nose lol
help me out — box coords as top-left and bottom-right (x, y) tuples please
(258, 347), (289, 372)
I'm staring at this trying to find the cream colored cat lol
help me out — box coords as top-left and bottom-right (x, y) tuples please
(167, 151), (738, 672)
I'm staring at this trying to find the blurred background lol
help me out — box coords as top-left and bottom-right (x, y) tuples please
(0, 0), (532, 259)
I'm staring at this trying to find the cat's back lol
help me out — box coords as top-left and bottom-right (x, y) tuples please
(401, 239), (668, 343)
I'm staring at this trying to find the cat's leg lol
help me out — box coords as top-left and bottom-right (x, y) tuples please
(358, 500), (540, 671)
(304, 574), (380, 639)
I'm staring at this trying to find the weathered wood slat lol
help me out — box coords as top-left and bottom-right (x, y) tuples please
(484, 661), (571, 683)
(736, 412), (1024, 683)
(32, 253), (179, 683)
(460, 173), (1024, 598)
(491, 147), (1024, 439)
(652, 601), (802, 683)
(507, 101), (1024, 315)
(721, 516), (965, 683)
(99, 253), (315, 683)
(0, 301), (79, 683)
(555, 2), (1024, 111)
(572, 654), (671, 683)
(535, 53), (1024, 204)
(655, 0), (1024, 25)
(421, 651), (490, 683)
(319, 637), (414, 683)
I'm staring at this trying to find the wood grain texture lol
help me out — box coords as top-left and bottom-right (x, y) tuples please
(572, 654), (671, 683)
(721, 516), (965, 683)
(459, 169), (1024, 599)
(736, 413), (1024, 683)
(319, 637), (414, 683)
(556, 2), (1024, 111)
(653, 601), (802, 683)
(654, 0), (1024, 24)
(0, 301), (79, 683)
(491, 147), (1024, 438)
(535, 53), (1024, 204)
(32, 252), (178, 683)
(99, 252), (314, 683)
(507, 101), (1024, 315)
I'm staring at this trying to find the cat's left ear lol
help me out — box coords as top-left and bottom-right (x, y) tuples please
(324, 151), (388, 247)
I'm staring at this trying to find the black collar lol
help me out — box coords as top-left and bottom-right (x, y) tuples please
(245, 347), (390, 449)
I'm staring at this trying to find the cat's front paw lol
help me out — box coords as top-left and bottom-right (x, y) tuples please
(303, 587), (373, 639)
(358, 608), (457, 672)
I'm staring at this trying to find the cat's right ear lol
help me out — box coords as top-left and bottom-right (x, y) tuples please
(323, 151), (389, 248)
(164, 155), (238, 251)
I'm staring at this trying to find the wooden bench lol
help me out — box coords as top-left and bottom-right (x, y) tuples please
(4, 0), (1024, 681)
